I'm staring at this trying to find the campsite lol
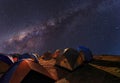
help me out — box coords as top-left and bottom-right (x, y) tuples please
(0, 47), (120, 83)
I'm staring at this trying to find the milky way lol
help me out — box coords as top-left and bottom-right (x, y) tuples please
(1, 9), (82, 54)
(0, 0), (120, 55)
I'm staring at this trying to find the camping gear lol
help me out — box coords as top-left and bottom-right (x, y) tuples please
(0, 59), (56, 83)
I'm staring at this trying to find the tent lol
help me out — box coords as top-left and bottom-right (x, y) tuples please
(38, 57), (70, 80)
(0, 54), (14, 77)
(0, 59), (56, 83)
(0, 54), (14, 65)
(56, 48), (84, 71)
(52, 49), (63, 59)
(8, 53), (21, 62)
(0, 61), (10, 78)
(55, 78), (69, 83)
(77, 46), (93, 62)
(41, 51), (52, 60)
(18, 53), (31, 60)
(18, 53), (39, 63)
(30, 53), (39, 63)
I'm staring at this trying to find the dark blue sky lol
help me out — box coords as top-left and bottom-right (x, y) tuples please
(0, 0), (120, 55)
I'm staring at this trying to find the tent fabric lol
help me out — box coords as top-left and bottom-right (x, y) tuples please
(55, 78), (69, 83)
(18, 53), (31, 60)
(63, 48), (80, 68)
(0, 61), (10, 77)
(41, 51), (52, 60)
(30, 53), (39, 63)
(0, 59), (56, 83)
(18, 53), (39, 63)
(54, 66), (70, 80)
(77, 46), (93, 62)
(56, 48), (84, 71)
(39, 58), (70, 80)
(8, 54), (21, 62)
(0, 54), (14, 65)
(0, 54), (14, 78)
(52, 49), (63, 59)
(0, 61), (22, 83)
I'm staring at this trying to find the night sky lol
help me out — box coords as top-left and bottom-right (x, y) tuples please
(0, 0), (120, 55)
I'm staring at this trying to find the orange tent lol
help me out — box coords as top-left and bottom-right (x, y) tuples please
(1, 59), (56, 83)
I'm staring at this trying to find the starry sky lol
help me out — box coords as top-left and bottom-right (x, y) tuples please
(0, 0), (120, 55)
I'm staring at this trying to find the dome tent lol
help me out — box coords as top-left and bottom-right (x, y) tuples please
(18, 53), (31, 60)
(77, 46), (93, 62)
(0, 59), (56, 83)
(41, 51), (52, 60)
(52, 49), (63, 59)
(18, 53), (39, 63)
(0, 54), (14, 77)
(0, 54), (14, 65)
(31, 53), (39, 63)
(56, 48), (84, 71)
(8, 53), (21, 62)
